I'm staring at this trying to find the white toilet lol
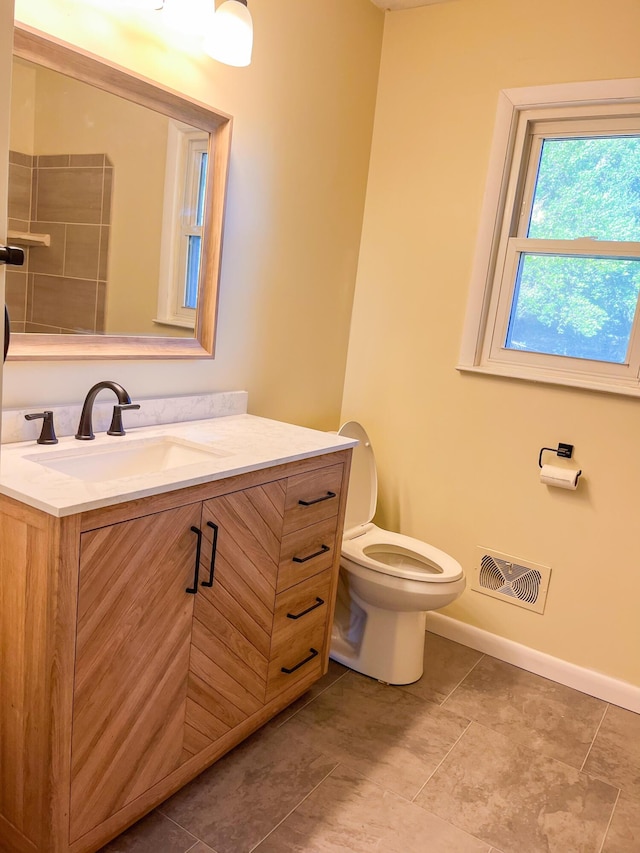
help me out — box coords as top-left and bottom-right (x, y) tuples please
(330, 421), (465, 685)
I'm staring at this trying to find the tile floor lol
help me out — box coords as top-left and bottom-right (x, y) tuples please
(100, 632), (640, 853)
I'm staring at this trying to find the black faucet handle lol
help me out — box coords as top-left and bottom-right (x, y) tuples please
(25, 410), (58, 445)
(107, 403), (141, 436)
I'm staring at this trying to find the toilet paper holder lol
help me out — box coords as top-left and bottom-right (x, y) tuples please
(538, 443), (573, 468)
(538, 443), (582, 479)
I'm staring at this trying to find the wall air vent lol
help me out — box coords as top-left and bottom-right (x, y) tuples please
(472, 547), (551, 614)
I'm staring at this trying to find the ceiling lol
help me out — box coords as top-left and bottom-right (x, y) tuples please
(369, 0), (452, 9)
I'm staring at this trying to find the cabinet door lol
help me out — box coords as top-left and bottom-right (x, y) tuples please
(183, 480), (285, 759)
(70, 503), (202, 842)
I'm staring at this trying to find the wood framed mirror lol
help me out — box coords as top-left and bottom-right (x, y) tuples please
(7, 24), (232, 360)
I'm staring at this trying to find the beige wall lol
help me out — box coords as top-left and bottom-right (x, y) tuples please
(6, 0), (383, 428)
(342, 0), (640, 685)
(9, 60), (35, 154)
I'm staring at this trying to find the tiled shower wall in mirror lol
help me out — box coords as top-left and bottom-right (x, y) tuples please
(7, 150), (112, 334)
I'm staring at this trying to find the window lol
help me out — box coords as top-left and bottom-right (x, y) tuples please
(156, 122), (210, 329)
(459, 79), (640, 396)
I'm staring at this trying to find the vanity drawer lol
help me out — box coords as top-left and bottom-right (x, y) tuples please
(266, 619), (327, 701)
(278, 516), (339, 591)
(266, 573), (332, 701)
(272, 571), (333, 647)
(283, 463), (343, 535)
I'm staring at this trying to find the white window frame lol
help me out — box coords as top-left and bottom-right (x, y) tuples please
(458, 78), (640, 397)
(155, 121), (210, 330)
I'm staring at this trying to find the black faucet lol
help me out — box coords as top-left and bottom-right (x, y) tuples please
(75, 381), (136, 440)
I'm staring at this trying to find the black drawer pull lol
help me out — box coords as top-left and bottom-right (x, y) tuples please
(292, 544), (330, 564)
(281, 648), (319, 674)
(202, 520), (218, 588)
(298, 491), (336, 507)
(186, 526), (202, 594)
(287, 597), (325, 620)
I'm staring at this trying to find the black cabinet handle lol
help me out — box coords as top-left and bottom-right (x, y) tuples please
(292, 544), (330, 564)
(186, 526), (202, 594)
(281, 648), (319, 674)
(202, 520), (218, 587)
(287, 597), (325, 620)
(298, 491), (336, 507)
(4, 306), (9, 363)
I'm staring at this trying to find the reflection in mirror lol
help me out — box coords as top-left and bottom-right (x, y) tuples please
(7, 25), (232, 360)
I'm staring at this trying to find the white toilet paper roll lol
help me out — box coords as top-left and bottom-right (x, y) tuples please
(540, 464), (581, 490)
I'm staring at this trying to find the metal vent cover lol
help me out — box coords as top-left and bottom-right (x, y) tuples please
(472, 547), (551, 614)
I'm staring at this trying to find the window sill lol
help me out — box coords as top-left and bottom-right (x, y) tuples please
(456, 362), (640, 398)
(152, 317), (195, 331)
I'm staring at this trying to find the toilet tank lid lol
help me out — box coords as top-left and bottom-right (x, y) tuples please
(338, 420), (377, 530)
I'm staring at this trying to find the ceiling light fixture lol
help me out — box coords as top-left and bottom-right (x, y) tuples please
(94, 0), (252, 67)
(204, 0), (253, 67)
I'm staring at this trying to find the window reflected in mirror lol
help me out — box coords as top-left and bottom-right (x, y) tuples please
(155, 123), (209, 330)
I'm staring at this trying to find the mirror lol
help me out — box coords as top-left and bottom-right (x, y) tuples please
(6, 25), (232, 360)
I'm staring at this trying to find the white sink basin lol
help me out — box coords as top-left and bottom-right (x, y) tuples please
(25, 437), (229, 483)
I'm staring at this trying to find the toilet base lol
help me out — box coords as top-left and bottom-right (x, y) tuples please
(330, 589), (427, 685)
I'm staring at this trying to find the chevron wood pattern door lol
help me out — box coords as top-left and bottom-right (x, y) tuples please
(70, 503), (202, 842)
(183, 479), (286, 760)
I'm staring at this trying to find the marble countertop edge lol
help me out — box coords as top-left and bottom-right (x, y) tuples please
(0, 413), (356, 517)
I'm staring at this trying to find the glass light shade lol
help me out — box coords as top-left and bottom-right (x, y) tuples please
(204, 0), (253, 67)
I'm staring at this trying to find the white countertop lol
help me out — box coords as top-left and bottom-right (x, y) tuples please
(0, 414), (356, 517)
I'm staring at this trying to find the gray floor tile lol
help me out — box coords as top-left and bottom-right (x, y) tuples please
(268, 659), (349, 728)
(254, 764), (492, 852)
(399, 633), (483, 705)
(283, 670), (470, 799)
(98, 811), (198, 852)
(602, 792), (640, 852)
(95, 638), (640, 853)
(416, 722), (618, 853)
(583, 704), (640, 797)
(159, 723), (337, 853)
(442, 656), (606, 767)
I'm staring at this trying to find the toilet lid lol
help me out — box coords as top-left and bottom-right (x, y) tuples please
(338, 421), (377, 530)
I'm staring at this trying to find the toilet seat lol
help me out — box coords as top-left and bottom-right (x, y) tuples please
(342, 523), (464, 583)
(338, 421), (377, 533)
(337, 421), (462, 584)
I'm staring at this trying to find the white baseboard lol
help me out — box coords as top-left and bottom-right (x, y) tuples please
(426, 612), (640, 714)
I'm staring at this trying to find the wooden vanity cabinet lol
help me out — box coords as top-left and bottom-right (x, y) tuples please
(0, 449), (351, 853)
